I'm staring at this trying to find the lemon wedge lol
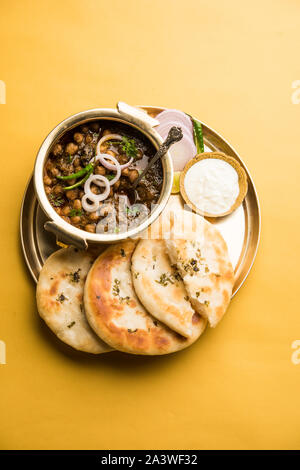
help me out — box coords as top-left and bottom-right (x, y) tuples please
(171, 171), (181, 194)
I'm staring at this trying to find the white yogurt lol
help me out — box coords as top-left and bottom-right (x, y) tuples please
(184, 158), (239, 215)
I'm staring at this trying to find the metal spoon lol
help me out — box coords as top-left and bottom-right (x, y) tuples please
(127, 126), (183, 204)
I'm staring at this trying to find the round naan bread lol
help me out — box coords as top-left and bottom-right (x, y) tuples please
(36, 247), (112, 354)
(84, 240), (206, 355)
(132, 239), (195, 338)
(165, 210), (235, 327)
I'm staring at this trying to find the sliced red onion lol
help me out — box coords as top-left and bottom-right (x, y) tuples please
(168, 136), (197, 171)
(156, 121), (193, 141)
(156, 109), (193, 133)
(155, 129), (196, 171)
(154, 109), (197, 171)
(96, 133), (122, 155)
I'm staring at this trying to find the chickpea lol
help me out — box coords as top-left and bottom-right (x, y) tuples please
(113, 180), (120, 190)
(90, 122), (100, 132)
(55, 207), (62, 215)
(85, 224), (96, 233)
(61, 216), (71, 224)
(45, 186), (51, 195)
(81, 125), (89, 133)
(109, 187), (114, 197)
(65, 189), (78, 200)
(103, 129), (112, 136)
(95, 165), (106, 176)
(119, 155), (129, 165)
(106, 150), (116, 157)
(136, 149), (143, 160)
(121, 168), (129, 177)
(73, 132), (84, 144)
(85, 134), (93, 144)
(73, 199), (82, 210)
(62, 206), (71, 216)
(53, 184), (63, 195)
(73, 157), (80, 167)
(79, 190), (84, 198)
(71, 216), (81, 224)
(89, 212), (99, 221)
(53, 143), (63, 156)
(91, 186), (100, 195)
(128, 169), (139, 183)
(65, 142), (78, 155)
(43, 175), (52, 185)
(100, 144), (108, 153)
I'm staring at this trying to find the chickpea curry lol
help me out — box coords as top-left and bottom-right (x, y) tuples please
(44, 121), (163, 234)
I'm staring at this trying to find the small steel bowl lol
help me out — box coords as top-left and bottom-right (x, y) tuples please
(34, 102), (173, 249)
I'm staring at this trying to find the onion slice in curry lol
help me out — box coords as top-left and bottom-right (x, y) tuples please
(82, 174), (111, 212)
(93, 154), (121, 185)
(96, 134), (133, 169)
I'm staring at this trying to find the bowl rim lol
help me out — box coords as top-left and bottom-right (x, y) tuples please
(34, 107), (173, 245)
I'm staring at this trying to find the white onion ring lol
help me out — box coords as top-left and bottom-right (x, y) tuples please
(96, 134), (133, 169)
(81, 174), (110, 212)
(96, 133), (122, 155)
(93, 154), (121, 185)
(81, 194), (100, 213)
(84, 174), (110, 200)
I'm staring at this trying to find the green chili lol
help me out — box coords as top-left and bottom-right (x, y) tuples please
(193, 119), (204, 153)
(63, 167), (93, 191)
(57, 163), (94, 181)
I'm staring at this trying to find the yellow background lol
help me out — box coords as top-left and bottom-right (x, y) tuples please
(0, 0), (299, 450)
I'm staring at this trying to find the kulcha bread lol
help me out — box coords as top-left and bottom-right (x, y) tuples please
(132, 239), (195, 338)
(84, 240), (206, 355)
(36, 247), (112, 354)
(165, 210), (234, 328)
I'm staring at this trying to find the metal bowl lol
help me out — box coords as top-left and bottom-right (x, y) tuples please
(34, 102), (173, 249)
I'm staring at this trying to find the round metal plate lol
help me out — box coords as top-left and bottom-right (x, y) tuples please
(20, 106), (261, 296)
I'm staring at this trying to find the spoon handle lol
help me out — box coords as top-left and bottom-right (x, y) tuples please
(132, 126), (183, 189)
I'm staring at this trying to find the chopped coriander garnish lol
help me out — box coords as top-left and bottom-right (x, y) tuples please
(121, 136), (138, 159)
(49, 193), (64, 207)
(69, 208), (82, 217)
(112, 279), (120, 296)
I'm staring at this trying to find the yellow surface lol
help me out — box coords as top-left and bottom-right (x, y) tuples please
(0, 0), (300, 450)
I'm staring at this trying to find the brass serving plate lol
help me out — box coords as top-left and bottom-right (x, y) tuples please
(20, 106), (261, 296)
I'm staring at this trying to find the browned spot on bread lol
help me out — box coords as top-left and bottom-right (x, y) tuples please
(49, 280), (59, 296)
(154, 334), (170, 349)
(192, 313), (201, 324)
(222, 289), (230, 306)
